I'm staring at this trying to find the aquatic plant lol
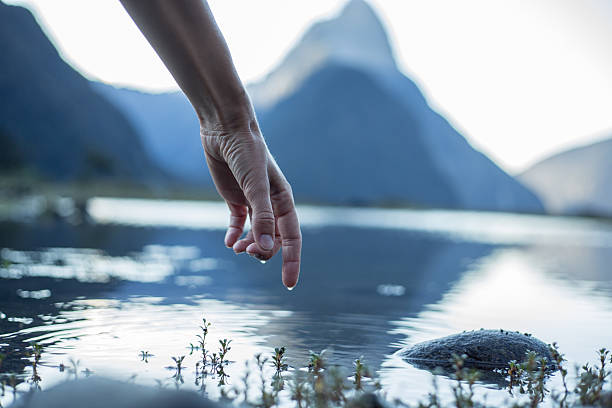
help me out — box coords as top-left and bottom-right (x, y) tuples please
(1, 315), (611, 408)
(197, 318), (212, 362)
(449, 353), (480, 407)
(574, 348), (610, 406)
(63, 358), (82, 380)
(169, 355), (186, 385)
(352, 357), (371, 391)
(27, 343), (42, 388)
(272, 347), (288, 374)
(171, 355), (185, 374)
(219, 339), (232, 364)
(139, 350), (152, 363)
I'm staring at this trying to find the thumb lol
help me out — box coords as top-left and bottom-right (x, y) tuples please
(243, 171), (275, 251)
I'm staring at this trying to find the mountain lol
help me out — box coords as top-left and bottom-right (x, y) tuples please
(251, 0), (542, 211)
(0, 1), (162, 182)
(259, 64), (456, 206)
(91, 83), (206, 184)
(95, 0), (543, 212)
(248, 0), (396, 111)
(519, 137), (612, 217)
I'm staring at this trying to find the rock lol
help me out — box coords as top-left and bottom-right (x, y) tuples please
(601, 391), (612, 407)
(9, 378), (222, 408)
(346, 393), (388, 408)
(399, 329), (555, 371)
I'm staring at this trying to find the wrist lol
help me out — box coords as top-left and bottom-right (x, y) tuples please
(197, 89), (258, 137)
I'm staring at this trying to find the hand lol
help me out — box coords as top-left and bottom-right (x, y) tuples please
(201, 121), (301, 289)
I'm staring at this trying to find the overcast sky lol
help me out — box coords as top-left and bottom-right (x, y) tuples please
(6, 0), (612, 173)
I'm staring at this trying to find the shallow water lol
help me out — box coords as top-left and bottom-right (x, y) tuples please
(1, 198), (611, 406)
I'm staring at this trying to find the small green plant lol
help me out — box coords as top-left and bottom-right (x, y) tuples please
(289, 370), (311, 408)
(449, 353), (480, 407)
(171, 355), (185, 374)
(169, 355), (186, 385)
(7, 314), (608, 408)
(28, 343), (43, 388)
(255, 353), (277, 408)
(548, 342), (569, 407)
(574, 348), (610, 406)
(353, 357), (371, 390)
(417, 372), (442, 408)
(209, 352), (220, 368)
(68, 358), (80, 380)
(197, 319), (212, 361)
(219, 339), (232, 364)
(139, 350), (152, 363)
(8, 374), (17, 400)
(308, 349), (327, 373)
(272, 347), (288, 374)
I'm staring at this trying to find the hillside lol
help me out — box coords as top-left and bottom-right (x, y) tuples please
(94, 0), (543, 212)
(0, 1), (162, 183)
(91, 83), (205, 184)
(519, 137), (612, 217)
(250, 0), (542, 211)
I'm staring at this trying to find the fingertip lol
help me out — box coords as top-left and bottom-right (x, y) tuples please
(246, 243), (272, 262)
(282, 262), (300, 290)
(233, 240), (247, 254)
(224, 230), (234, 248)
(245, 242), (258, 255)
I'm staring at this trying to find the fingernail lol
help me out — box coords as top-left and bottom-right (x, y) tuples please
(260, 234), (274, 250)
(286, 285), (295, 291)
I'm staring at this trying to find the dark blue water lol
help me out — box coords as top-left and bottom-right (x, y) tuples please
(1, 198), (611, 406)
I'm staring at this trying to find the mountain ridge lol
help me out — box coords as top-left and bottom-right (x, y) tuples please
(0, 1), (163, 183)
(250, 0), (542, 212)
(519, 136), (612, 217)
(248, 0), (396, 111)
(92, 0), (543, 212)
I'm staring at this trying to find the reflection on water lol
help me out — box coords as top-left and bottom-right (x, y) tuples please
(1, 198), (612, 406)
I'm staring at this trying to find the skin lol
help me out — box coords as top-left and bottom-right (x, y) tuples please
(120, 0), (301, 289)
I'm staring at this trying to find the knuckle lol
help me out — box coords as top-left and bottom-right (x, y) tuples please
(253, 209), (275, 224)
(271, 188), (296, 217)
(282, 236), (302, 248)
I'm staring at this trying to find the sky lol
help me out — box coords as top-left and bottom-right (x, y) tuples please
(5, 0), (612, 173)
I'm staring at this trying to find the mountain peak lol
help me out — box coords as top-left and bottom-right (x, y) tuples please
(336, 0), (384, 29)
(248, 0), (396, 109)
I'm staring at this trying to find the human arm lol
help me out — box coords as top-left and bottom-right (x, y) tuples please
(120, 0), (301, 288)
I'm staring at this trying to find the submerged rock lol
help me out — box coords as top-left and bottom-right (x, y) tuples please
(9, 378), (221, 408)
(399, 329), (555, 371)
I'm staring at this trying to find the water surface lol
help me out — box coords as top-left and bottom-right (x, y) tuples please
(1, 198), (611, 406)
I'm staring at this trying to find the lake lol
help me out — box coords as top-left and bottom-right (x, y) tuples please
(1, 197), (611, 406)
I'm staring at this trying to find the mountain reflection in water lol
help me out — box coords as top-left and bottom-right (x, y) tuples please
(1, 198), (611, 406)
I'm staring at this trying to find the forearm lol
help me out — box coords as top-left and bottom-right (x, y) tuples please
(120, 0), (255, 132)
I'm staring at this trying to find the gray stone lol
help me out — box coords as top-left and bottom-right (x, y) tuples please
(399, 329), (555, 371)
(9, 378), (222, 408)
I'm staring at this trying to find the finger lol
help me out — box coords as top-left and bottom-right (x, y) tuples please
(270, 186), (301, 289)
(246, 226), (281, 261)
(233, 230), (254, 254)
(243, 170), (275, 252)
(278, 208), (301, 289)
(225, 203), (248, 248)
